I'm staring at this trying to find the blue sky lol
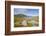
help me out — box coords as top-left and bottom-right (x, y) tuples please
(14, 8), (39, 16)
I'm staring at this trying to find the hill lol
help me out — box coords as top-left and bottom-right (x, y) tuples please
(14, 14), (27, 18)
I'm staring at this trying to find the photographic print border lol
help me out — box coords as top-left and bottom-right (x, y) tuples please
(11, 5), (42, 31)
(5, 1), (45, 35)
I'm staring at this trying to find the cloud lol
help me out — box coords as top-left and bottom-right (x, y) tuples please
(14, 8), (39, 16)
(14, 8), (28, 15)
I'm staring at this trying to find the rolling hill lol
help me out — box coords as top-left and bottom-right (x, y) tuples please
(14, 14), (27, 18)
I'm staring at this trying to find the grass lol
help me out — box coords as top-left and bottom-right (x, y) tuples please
(14, 16), (39, 27)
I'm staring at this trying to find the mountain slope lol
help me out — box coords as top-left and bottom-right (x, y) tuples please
(14, 14), (27, 18)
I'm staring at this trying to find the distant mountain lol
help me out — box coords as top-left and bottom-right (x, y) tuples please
(14, 14), (39, 18)
(14, 14), (27, 18)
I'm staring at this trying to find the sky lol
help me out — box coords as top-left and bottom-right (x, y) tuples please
(14, 8), (39, 16)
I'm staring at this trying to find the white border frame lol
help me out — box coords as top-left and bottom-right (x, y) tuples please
(11, 5), (42, 31)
